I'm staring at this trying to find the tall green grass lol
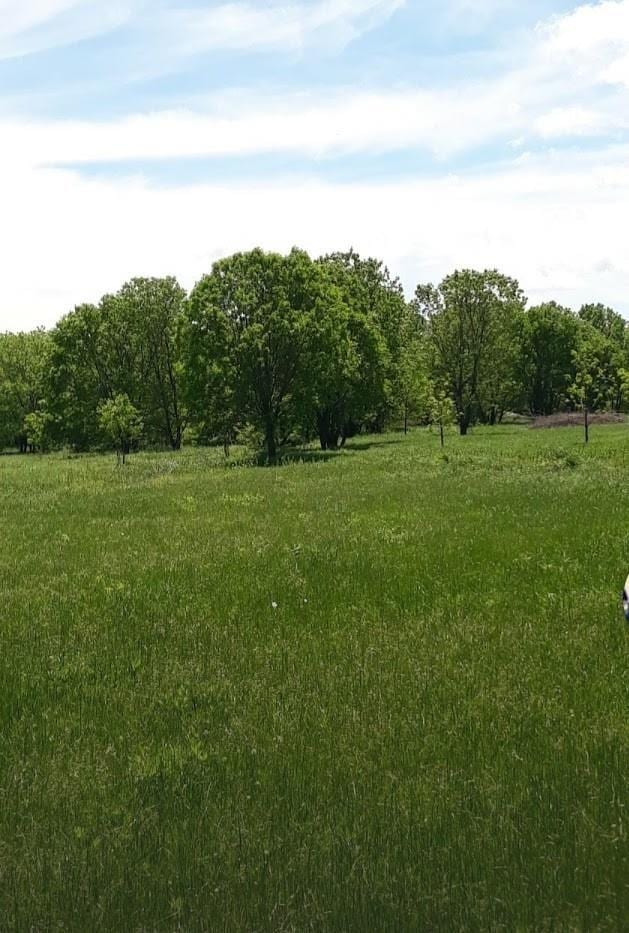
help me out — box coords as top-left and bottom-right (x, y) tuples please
(1, 426), (628, 931)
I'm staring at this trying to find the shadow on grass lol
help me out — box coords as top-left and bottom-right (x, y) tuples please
(243, 436), (403, 468)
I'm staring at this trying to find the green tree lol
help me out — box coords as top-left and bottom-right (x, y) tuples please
(429, 387), (457, 448)
(0, 330), (51, 452)
(298, 287), (388, 449)
(23, 411), (52, 453)
(48, 278), (186, 451)
(179, 300), (240, 453)
(114, 278), (187, 449)
(319, 250), (407, 432)
(578, 303), (626, 346)
(476, 304), (525, 424)
(577, 304), (627, 412)
(570, 325), (618, 443)
(183, 248), (325, 459)
(417, 270), (525, 435)
(517, 302), (579, 416)
(47, 303), (126, 450)
(98, 394), (143, 464)
(397, 308), (430, 434)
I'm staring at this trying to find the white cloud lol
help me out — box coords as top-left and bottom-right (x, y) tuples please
(0, 0), (137, 60)
(0, 0), (80, 36)
(160, 0), (406, 55)
(2, 143), (628, 331)
(5, 1), (629, 170)
(539, 0), (629, 57)
(0, 85), (522, 168)
(534, 0), (629, 91)
(3, 0), (629, 329)
(534, 104), (617, 137)
(0, 0), (405, 62)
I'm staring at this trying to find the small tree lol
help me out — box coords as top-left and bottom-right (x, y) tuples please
(98, 394), (143, 464)
(23, 410), (52, 453)
(429, 389), (457, 448)
(569, 327), (617, 444)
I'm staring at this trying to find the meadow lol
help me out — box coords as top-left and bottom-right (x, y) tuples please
(1, 425), (628, 931)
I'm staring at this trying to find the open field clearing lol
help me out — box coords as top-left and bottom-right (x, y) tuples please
(1, 426), (628, 931)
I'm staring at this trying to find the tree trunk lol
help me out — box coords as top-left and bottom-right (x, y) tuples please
(584, 406), (589, 445)
(317, 409), (341, 451)
(317, 411), (329, 451)
(404, 402), (408, 436)
(265, 418), (277, 460)
(440, 421), (445, 448)
(459, 401), (474, 436)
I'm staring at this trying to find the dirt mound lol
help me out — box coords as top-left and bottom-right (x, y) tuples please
(531, 412), (626, 429)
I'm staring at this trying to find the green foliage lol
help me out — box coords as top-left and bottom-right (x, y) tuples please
(98, 393), (143, 463)
(570, 324), (619, 411)
(48, 278), (185, 451)
(0, 329), (51, 451)
(320, 250), (409, 432)
(578, 302), (627, 346)
(417, 269), (526, 434)
(23, 410), (52, 453)
(183, 248), (317, 458)
(394, 306), (430, 432)
(569, 324), (622, 444)
(114, 277), (187, 450)
(181, 248), (394, 458)
(2, 253), (627, 458)
(517, 302), (579, 415)
(428, 387), (457, 446)
(308, 252), (393, 447)
(46, 303), (111, 450)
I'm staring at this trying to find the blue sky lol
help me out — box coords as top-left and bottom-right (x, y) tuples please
(2, 0), (629, 329)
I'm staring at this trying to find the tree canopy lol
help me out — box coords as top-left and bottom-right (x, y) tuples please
(1, 249), (627, 455)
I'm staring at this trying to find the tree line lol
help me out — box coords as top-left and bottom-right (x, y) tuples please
(1, 248), (628, 458)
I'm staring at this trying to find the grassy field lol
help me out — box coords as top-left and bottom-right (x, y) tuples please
(1, 425), (628, 931)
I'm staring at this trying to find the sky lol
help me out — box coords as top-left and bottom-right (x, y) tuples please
(2, 0), (629, 330)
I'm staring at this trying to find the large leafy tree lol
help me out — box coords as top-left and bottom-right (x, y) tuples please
(305, 252), (396, 448)
(416, 270), (525, 435)
(297, 289), (388, 450)
(179, 299), (240, 451)
(182, 248), (328, 459)
(0, 329), (52, 451)
(319, 250), (408, 431)
(47, 278), (186, 450)
(476, 304), (525, 425)
(517, 302), (579, 416)
(114, 278), (187, 449)
(47, 302), (134, 450)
